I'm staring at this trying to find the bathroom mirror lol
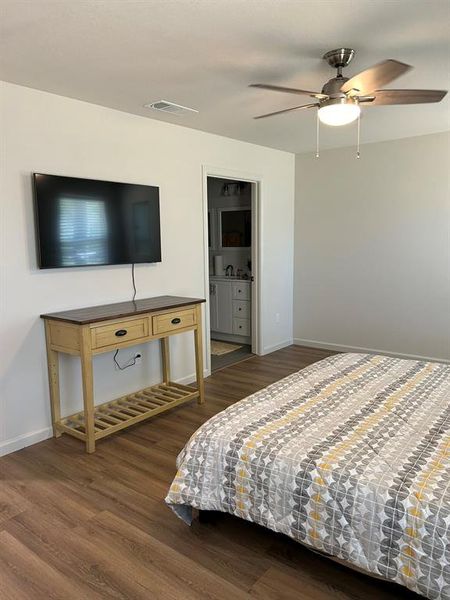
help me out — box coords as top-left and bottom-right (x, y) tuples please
(219, 208), (251, 248)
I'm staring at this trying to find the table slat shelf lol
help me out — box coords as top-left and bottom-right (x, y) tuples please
(61, 381), (198, 441)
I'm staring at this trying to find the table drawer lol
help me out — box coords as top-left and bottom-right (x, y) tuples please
(232, 299), (250, 319)
(153, 308), (197, 335)
(232, 282), (250, 300)
(91, 318), (149, 349)
(233, 317), (250, 337)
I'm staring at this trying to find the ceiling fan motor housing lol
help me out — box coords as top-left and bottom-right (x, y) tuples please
(321, 76), (349, 97)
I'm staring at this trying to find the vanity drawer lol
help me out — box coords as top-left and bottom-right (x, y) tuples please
(232, 282), (250, 300)
(153, 308), (197, 335)
(91, 318), (149, 349)
(233, 317), (250, 337)
(233, 300), (250, 319)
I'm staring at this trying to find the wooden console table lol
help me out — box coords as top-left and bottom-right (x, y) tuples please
(41, 296), (205, 453)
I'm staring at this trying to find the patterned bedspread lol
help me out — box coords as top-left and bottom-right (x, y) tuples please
(166, 353), (450, 599)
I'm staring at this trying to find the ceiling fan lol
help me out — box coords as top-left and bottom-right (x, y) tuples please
(250, 48), (447, 126)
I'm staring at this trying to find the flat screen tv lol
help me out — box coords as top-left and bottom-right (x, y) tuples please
(33, 173), (161, 269)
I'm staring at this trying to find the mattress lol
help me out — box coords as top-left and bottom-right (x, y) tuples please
(165, 353), (450, 599)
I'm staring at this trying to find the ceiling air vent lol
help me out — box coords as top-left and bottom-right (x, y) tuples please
(144, 100), (198, 116)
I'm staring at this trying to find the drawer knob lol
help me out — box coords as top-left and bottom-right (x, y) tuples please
(171, 317), (181, 324)
(115, 329), (128, 337)
(239, 325), (242, 329)
(238, 289), (241, 293)
(238, 307), (242, 311)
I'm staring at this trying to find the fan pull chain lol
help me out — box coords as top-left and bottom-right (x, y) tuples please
(356, 112), (361, 159)
(316, 111), (320, 158)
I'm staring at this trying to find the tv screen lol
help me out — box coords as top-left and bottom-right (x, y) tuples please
(33, 174), (161, 269)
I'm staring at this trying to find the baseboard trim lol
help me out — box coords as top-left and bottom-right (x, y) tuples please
(293, 338), (450, 364)
(261, 339), (293, 355)
(0, 371), (210, 457)
(0, 427), (53, 457)
(175, 370), (209, 385)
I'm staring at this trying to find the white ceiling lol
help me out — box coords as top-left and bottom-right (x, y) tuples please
(1, 0), (449, 153)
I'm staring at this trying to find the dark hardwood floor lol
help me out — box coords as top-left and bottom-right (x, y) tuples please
(0, 345), (420, 599)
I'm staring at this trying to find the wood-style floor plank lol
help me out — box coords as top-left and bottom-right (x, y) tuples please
(0, 530), (94, 600)
(0, 345), (419, 599)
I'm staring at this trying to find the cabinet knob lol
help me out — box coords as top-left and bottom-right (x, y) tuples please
(115, 329), (128, 337)
(238, 289), (241, 293)
(238, 307), (242, 311)
(171, 317), (181, 324)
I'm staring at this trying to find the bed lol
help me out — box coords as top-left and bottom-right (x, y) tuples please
(165, 353), (450, 599)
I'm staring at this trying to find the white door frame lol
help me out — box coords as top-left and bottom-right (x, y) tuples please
(201, 165), (263, 376)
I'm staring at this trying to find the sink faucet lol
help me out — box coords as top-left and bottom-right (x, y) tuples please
(225, 265), (234, 277)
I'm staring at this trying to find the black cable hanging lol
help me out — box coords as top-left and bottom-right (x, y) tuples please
(113, 263), (139, 370)
(114, 349), (139, 370)
(131, 263), (137, 302)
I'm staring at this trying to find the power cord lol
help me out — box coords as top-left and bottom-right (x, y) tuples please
(114, 264), (139, 371)
(131, 263), (137, 302)
(113, 349), (141, 370)
(113, 263), (141, 371)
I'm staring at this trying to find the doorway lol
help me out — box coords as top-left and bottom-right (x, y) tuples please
(204, 174), (259, 372)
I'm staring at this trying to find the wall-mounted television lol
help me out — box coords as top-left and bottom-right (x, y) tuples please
(33, 173), (161, 269)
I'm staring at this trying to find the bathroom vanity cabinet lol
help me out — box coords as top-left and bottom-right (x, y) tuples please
(209, 277), (251, 343)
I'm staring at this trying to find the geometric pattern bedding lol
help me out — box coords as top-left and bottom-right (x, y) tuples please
(165, 354), (450, 599)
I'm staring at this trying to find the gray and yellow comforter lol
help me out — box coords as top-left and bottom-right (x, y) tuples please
(166, 353), (450, 599)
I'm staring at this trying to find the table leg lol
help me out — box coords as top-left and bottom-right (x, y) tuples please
(44, 321), (62, 438)
(80, 326), (95, 453)
(161, 337), (170, 384)
(194, 304), (205, 404)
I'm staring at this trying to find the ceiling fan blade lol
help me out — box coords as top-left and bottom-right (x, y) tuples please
(341, 59), (412, 95)
(249, 83), (323, 97)
(254, 103), (318, 120)
(362, 89), (448, 105)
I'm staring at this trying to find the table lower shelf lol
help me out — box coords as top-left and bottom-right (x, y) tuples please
(59, 381), (199, 441)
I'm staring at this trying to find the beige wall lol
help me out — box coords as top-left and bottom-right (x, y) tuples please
(294, 131), (450, 362)
(0, 81), (295, 455)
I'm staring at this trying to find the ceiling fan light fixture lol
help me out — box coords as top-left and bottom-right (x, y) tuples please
(318, 98), (360, 126)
